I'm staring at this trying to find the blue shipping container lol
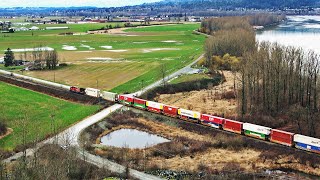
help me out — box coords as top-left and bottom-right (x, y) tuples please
(295, 142), (320, 153)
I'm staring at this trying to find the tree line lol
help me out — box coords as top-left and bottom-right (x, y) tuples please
(202, 15), (320, 137)
(238, 43), (319, 136)
(3, 48), (59, 70)
(200, 14), (285, 35)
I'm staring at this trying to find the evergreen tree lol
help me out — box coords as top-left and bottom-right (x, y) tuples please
(4, 48), (14, 67)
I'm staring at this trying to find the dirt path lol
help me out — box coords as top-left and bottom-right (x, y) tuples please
(157, 71), (239, 116)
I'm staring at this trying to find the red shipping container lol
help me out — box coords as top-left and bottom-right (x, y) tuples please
(147, 107), (161, 113)
(163, 105), (178, 117)
(200, 114), (224, 125)
(133, 98), (147, 105)
(270, 129), (294, 147)
(119, 95), (134, 103)
(223, 119), (243, 134)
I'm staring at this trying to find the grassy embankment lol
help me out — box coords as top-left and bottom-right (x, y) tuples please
(0, 82), (100, 151)
(0, 23), (205, 93)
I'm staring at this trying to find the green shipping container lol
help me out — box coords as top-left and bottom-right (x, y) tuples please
(133, 103), (146, 109)
(244, 130), (266, 139)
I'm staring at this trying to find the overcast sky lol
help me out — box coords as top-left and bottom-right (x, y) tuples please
(0, 0), (162, 8)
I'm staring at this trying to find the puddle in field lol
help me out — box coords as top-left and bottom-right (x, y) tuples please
(100, 129), (170, 149)
(62, 45), (77, 50)
(142, 48), (181, 53)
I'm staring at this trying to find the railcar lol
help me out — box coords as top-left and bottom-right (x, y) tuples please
(270, 129), (294, 147)
(223, 119), (243, 134)
(200, 114), (224, 129)
(146, 101), (163, 113)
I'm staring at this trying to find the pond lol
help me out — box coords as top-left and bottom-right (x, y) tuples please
(100, 129), (170, 149)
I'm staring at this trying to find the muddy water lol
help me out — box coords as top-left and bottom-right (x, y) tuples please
(100, 129), (170, 149)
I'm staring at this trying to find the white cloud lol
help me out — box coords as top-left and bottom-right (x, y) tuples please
(0, 0), (162, 8)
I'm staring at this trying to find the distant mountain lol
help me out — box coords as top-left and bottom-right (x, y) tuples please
(152, 0), (319, 10)
(0, 0), (319, 17)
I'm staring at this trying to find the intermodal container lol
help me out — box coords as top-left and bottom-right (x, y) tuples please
(243, 123), (271, 140)
(85, 88), (100, 97)
(118, 95), (134, 105)
(294, 134), (320, 154)
(223, 119), (243, 134)
(163, 105), (179, 117)
(200, 114), (224, 128)
(178, 109), (201, 121)
(133, 98), (147, 109)
(270, 129), (294, 147)
(101, 91), (118, 102)
(146, 101), (163, 113)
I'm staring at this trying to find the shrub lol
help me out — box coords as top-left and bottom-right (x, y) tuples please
(141, 74), (223, 100)
(221, 91), (236, 99)
(0, 121), (7, 136)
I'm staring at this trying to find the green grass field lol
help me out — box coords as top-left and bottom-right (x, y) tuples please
(0, 82), (100, 151)
(0, 23), (205, 93)
(169, 73), (211, 84)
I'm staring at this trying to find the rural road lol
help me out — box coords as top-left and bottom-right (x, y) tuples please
(2, 104), (162, 180)
(1, 53), (205, 180)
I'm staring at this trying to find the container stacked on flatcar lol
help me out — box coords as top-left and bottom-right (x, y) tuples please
(178, 109), (201, 121)
(270, 129), (294, 147)
(243, 123), (271, 140)
(101, 91), (118, 102)
(200, 114), (224, 129)
(223, 119), (243, 134)
(146, 101), (163, 113)
(133, 98), (147, 109)
(118, 95), (134, 105)
(85, 88), (100, 97)
(163, 105), (179, 118)
(294, 134), (320, 154)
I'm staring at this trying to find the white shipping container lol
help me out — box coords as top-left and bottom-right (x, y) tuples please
(294, 134), (320, 148)
(101, 91), (117, 102)
(146, 101), (163, 109)
(85, 88), (100, 97)
(243, 123), (271, 135)
(178, 109), (201, 119)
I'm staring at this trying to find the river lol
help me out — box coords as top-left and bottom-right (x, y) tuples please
(256, 16), (320, 54)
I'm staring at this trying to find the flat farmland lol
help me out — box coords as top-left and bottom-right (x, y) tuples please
(0, 23), (205, 93)
(0, 82), (100, 151)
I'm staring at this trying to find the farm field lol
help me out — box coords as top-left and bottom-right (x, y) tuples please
(0, 23), (205, 93)
(0, 81), (100, 151)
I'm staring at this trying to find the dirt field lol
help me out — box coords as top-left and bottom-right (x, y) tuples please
(156, 71), (239, 116)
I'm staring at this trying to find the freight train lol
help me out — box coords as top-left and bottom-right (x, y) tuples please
(0, 69), (318, 155)
(69, 86), (320, 154)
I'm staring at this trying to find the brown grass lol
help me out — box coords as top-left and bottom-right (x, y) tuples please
(87, 110), (320, 177)
(25, 61), (158, 90)
(156, 71), (239, 116)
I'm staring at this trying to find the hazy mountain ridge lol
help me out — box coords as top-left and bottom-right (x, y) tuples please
(0, 0), (319, 16)
(152, 0), (319, 9)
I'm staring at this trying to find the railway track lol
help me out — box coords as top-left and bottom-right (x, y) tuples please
(128, 107), (320, 158)
(0, 74), (107, 105)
